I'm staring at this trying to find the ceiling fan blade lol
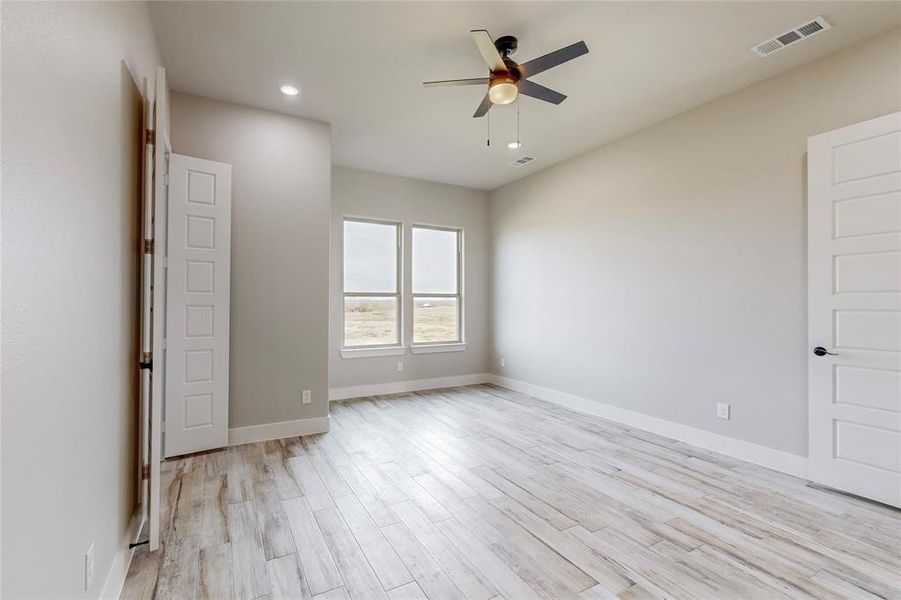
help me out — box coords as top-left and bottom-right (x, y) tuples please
(423, 77), (489, 88)
(471, 30), (507, 73)
(518, 41), (588, 78)
(473, 93), (492, 118)
(518, 79), (567, 105)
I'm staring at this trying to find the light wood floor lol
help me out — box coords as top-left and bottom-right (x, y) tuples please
(122, 384), (901, 600)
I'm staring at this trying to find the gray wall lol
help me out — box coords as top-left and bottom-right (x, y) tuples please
(330, 167), (490, 390)
(489, 28), (901, 457)
(1, 2), (161, 597)
(171, 93), (331, 427)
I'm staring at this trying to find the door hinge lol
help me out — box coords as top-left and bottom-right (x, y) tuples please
(141, 463), (149, 480)
(143, 239), (154, 254)
(139, 351), (153, 371)
(146, 129), (156, 145)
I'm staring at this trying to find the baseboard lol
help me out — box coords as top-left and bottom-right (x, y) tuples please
(228, 415), (330, 445)
(99, 506), (144, 600)
(329, 373), (491, 401)
(487, 374), (809, 479)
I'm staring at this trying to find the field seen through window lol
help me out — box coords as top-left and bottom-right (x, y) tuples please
(344, 297), (458, 346)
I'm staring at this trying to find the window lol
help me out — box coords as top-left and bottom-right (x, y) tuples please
(342, 219), (401, 348)
(412, 226), (462, 344)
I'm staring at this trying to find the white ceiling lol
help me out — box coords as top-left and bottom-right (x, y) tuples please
(150, 2), (901, 190)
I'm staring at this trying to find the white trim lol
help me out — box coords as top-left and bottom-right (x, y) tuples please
(340, 346), (406, 359)
(99, 507), (144, 600)
(329, 373), (490, 401)
(487, 374), (809, 479)
(411, 343), (467, 354)
(228, 416), (330, 446)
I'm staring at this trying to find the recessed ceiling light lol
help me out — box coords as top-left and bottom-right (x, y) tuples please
(280, 85), (300, 96)
(507, 141), (522, 149)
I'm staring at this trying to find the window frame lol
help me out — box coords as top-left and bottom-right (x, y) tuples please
(411, 224), (464, 347)
(341, 217), (403, 351)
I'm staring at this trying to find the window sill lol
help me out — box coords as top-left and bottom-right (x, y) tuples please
(410, 343), (467, 354)
(340, 346), (406, 359)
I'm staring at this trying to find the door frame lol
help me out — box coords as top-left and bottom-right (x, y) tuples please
(148, 66), (170, 551)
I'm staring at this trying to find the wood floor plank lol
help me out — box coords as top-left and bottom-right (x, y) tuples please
(288, 455), (336, 511)
(200, 473), (229, 548)
(120, 544), (161, 600)
(338, 463), (401, 527)
(315, 506), (389, 599)
(126, 388), (901, 600)
(171, 468), (205, 540)
(155, 536), (200, 600)
(391, 501), (497, 600)
(225, 445), (254, 504)
(227, 501), (272, 600)
(253, 479), (296, 559)
(436, 517), (539, 600)
(197, 543), (234, 600)
(268, 553), (313, 600)
(381, 522), (465, 600)
(282, 496), (344, 596)
(309, 450), (354, 500)
(264, 439), (303, 500)
(312, 587), (351, 600)
(334, 494), (414, 591)
(387, 582), (429, 600)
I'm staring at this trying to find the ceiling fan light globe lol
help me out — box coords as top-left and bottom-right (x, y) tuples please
(489, 80), (518, 105)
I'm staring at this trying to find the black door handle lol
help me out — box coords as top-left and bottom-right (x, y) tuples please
(813, 346), (838, 357)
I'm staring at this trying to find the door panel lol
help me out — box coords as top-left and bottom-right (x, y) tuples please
(165, 154), (231, 458)
(808, 111), (901, 507)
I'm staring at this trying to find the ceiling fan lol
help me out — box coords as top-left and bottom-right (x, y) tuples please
(424, 31), (589, 117)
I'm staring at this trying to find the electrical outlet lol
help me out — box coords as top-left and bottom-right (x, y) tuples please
(500, 357), (506, 368)
(84, 543), (95, 591)
(397, 361), (404, 372)
(716, 402), (730, 420)
(302, 390), (311, 404)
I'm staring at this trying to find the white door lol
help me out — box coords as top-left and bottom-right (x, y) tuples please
(165, 153), (232, 457)
(148, 65), (169, 552)
(808, 111), (901, 508)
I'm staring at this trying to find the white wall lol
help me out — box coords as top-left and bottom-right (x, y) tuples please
(1, 1), (161, 597)
(170, 93), (332, 427)
(489, 28), (901, 457)
(330, 167), (490, 392)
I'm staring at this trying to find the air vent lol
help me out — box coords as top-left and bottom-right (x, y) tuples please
(751, 16), (831, 57)
(508, 156), (535, 168)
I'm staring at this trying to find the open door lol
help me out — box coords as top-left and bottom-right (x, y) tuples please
(164, 154), (232, 457)
(807, 111), (901, 508)
(147, 66), (170, 551)
(137, 77), (152, 532)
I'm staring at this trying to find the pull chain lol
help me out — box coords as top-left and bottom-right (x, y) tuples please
(487, 109), (491, 147)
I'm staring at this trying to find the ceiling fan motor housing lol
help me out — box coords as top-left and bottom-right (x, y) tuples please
(494, 35), (518, 57)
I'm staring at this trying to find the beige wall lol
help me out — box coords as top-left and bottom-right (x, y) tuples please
(170, 93), (331, 427)
(330, 167), (491, 390)
(489, 28), (901, 457)
(1, 1), (161, 597)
